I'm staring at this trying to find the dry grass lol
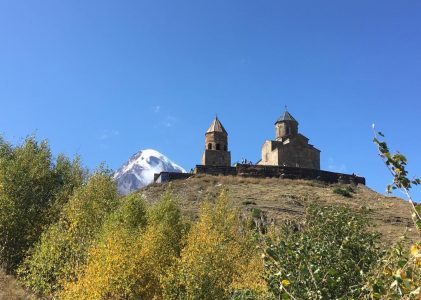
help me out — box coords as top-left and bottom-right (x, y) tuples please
(0, 269), (36, 300)
(141, 175), (419, 246)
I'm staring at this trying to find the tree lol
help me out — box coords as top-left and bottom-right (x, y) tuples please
(0, 136), (85, 272)
(18, 171), (118, 297)
(60, 192), (185, 300)
(162, 191), (265, 300)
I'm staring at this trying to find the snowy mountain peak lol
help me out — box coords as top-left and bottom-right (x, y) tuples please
(114, 149), (186, 195)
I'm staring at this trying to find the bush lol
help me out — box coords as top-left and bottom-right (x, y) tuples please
(264, 205), (380, 299)
(333, 186), (354, 197)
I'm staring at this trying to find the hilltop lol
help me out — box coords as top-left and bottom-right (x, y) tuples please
(140, 175), (418, 245)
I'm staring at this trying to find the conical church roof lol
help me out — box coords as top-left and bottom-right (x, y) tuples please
(206, 116), (227, 134)
(275, 110), (298, 124)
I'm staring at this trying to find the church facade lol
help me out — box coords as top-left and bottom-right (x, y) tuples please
(257, 110), (320, 169)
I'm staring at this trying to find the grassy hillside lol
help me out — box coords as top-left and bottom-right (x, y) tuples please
(141, 175), (418, 245)
(0, 269), (36, 300)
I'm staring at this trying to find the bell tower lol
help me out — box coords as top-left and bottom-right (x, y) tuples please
(201, 116), (231, 166)
(275, 109), (298, 140)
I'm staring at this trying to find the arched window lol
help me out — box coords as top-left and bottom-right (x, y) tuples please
(216, 143), (220, 150)
(208, 143), (212, 150)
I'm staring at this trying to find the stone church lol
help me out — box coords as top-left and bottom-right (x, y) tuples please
(155, 110), (364, 185)
(257, 110), (320, 169)
(201, 109), (320, 169)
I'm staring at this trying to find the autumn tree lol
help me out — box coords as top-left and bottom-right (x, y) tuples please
(18, 171), (118, 297)
(60, 192), (186, 300)
(162, 191), (265, 300)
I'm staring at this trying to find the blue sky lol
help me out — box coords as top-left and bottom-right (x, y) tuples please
(1, 1), (420, 201)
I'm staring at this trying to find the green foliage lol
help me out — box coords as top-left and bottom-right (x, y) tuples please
(251, 207), (263, 218)
(362, 242), (421, 299)
(373, 128), (421, 231)
(0, 136), (85, 272)
(264, 205), (381, 300)
(17, 172), (118, 296)
(365, 129), (421, 299)
(230, 289), (263, 300)
(333, 186), (355, 198)
(49, 154), (86, 221)
(100, 192), (148, 234)
(373, 131), (420, 193)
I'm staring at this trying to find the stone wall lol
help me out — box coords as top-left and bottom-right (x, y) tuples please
(277, 144), (320, 169)
(260, 140), (279, 165)
(201, 149), (231, 166)
(194, 164), (237, 176)
(260, 136), (320, 170)
(154, 172), (194, 183)
(193, 163), (365, 185)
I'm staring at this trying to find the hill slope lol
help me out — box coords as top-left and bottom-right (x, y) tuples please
(140, 175), (418, 245)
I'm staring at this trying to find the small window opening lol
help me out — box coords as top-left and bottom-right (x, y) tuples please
(208, 143), (212, 150)
(216, 143), (220, 150)
(224, 145), (227, 151)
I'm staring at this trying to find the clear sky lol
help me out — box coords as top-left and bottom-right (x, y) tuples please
(1, 1), (420, 201)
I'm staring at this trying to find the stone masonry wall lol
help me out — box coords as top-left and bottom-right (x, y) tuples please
(193, 164), (365, 185)
(201, 150), (231, 166)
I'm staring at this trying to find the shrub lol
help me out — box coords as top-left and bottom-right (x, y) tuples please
(264, 205), (381, 300)
(333, 186), (354, 197)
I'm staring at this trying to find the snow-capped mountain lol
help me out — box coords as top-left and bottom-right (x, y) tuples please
(114, 149), (186, 195)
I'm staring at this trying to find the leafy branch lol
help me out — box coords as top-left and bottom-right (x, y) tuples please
(372, 125), (421, 229)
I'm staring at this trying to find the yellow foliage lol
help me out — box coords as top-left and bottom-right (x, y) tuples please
(60, 191), (266, 299)
(162, 191), (265, 299)
(60, 193), (184, 300)
(60, 228), (136, 300)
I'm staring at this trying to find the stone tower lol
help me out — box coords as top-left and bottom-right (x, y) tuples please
(201, 116), (231, 166)
(258, 109), (320, 169)
(275, 110), (298, 139)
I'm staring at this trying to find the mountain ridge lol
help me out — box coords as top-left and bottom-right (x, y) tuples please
(114, 149), (185, 195)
